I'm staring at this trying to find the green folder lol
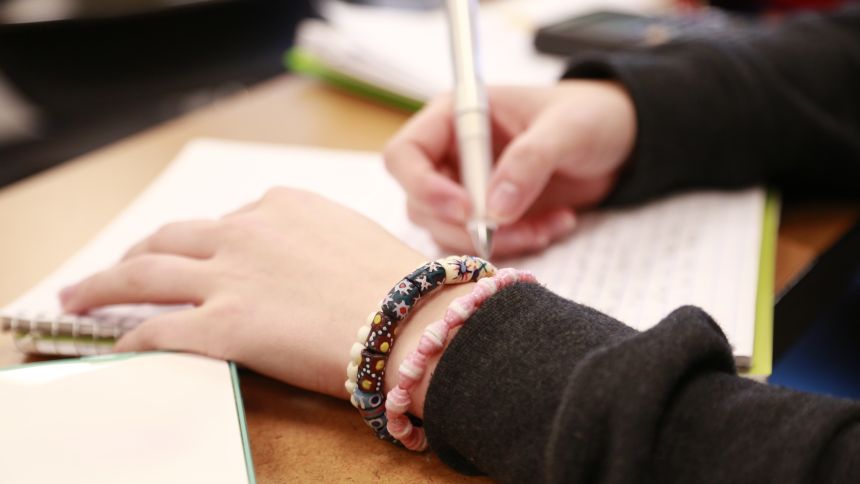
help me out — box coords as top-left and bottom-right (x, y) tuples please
(740, 191), (780, 379)
(285, 47), (424, 112)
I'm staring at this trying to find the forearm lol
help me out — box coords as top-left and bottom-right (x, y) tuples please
(654, 371), (860, 483)
(423, 283), (860, 482)
(564, 5), (860, 204)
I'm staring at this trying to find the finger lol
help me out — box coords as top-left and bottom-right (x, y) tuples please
(495, 208), (577, 257)
(384, 96), (470, 224)
(114, 308), (205, 354)
(61, 254), (212, 313)
(221, 197), (263, 219)
(407, 201), (473, 253)
(525, 174), (618, 215)
(122, 220), (220, 261)
(409, 202), (576, 258)
(487, 106), (592, 225)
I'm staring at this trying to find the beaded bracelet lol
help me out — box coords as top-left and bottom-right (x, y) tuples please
(345, 255), (496, 446)
(385, 268), (537, 451)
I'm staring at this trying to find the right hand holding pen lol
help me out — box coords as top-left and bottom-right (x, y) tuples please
(384, 80), (636, 257)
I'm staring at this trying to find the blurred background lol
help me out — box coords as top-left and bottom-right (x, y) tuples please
(0, 0), (832, 188)
(0, 0), (315, 187)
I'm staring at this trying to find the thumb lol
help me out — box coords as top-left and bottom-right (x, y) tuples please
(487, 117), (572, 225)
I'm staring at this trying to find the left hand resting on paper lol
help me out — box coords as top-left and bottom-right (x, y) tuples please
(59, 188), (456, 401)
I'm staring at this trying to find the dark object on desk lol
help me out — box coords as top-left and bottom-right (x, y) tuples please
(0, 0), (314, 187)
(342, 0), (442, 9)
(534, 9), (748, 57)
(771, 221), (860, 398)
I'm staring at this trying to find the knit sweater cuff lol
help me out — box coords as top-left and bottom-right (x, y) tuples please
(563, 44), (772, 205)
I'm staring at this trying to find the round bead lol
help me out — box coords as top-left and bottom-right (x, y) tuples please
(453, 294), (476, 313)
(423, 320), (447, 347)
(399, 357), (422, 381)
(356, 325), (371, 343)
(519, 270), (537, 283)
(350, 342), (365, 364)
(471, 283), (491, 301)
(345, 379), (356, 394)
(408, 352), (428, 370)
(398, 374), (418, 390)
(365, 311), (378, 325)
(417, 334), (444, 355)
(477, 276), (498, 295)
(346, 361), (358, 382)
(387, 414), (412, 440)
(444, 306), (466, 327)
(400, 429), (428, 451)
(385, 387), (411, 414)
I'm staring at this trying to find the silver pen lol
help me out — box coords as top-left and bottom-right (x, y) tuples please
(445, 0), (496, 260)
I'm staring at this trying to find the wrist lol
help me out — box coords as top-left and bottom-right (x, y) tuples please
(344, 261), (537, 451)
(320, 249), (426, 399)
(384, 283), (474, 419)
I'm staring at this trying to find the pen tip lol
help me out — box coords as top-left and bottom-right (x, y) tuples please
(469, 221), (495, 261)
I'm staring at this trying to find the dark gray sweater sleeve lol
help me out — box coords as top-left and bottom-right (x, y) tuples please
(424, 283), (860, 482)
(562, 5), (860, 204)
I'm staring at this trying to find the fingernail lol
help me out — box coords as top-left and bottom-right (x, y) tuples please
(488, 181), (521, 222)
(548, 211), (577, 237)
(440, 200), (467, 223)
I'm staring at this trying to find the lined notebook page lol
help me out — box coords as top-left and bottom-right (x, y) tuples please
(1, 138), (764, 362)
(512, 190), (763, 362)
(0, 353), (250, 484)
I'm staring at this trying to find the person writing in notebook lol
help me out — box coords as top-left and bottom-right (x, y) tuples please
(59, 4), (860, 482)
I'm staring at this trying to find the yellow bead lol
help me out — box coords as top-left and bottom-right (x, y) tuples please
(361, 379), (372, 391)
(373, 313), (383, 325)
(375, 360), (385, 371)
(380, 342), (390, 353)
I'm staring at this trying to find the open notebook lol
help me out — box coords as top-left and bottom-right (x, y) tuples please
(0, 352), (255, 484)
(0, 138), (776, 375)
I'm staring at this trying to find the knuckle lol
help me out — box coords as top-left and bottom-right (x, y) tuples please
(509, 139), (549, 170)
(406, 203), (426, 226)
(202, 303), (243, 360)
(150, 221), (181, 245)
(123, 255), (163, 290)
(382, 141), (402, 171)
(262, 186), (319, 206)
(262, 186), (291, 202)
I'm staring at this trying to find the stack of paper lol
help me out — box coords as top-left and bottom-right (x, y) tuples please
(290, 0), (663, 107)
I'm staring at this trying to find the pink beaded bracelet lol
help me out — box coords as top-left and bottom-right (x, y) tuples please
(385, 268), (538, 451)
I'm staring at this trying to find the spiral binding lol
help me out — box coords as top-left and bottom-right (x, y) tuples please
(1, 312), (143, 356)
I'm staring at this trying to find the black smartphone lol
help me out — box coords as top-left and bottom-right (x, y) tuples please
(534, 9), (746, 56)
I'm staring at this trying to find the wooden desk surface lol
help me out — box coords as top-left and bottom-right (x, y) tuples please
(0, 74), (857, 482)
